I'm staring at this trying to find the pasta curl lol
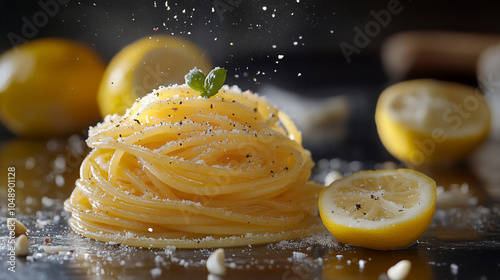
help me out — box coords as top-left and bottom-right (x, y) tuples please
(64, 85), (323, 248)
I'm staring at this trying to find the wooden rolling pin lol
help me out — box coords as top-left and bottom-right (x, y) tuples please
(382, 31), (500, 81)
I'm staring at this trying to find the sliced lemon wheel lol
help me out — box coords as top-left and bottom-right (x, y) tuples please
(318, 169), (437, 250)
(375, 79), (491, 166)
(97, 35), (212, 117)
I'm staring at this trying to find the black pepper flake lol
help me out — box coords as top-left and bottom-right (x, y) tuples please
(179, 101), (183, 105)
(284, 167), (288, 171)
(119, 134), (122, 138)
(172, 108), (178, 111)
(398, 209), (403, 212)
(356, 203), (362, 210)
(246, 154), (251, 158)
(133, 119), (140, 125)
(254, 108), (257, 112)
(210, 104), (213, 109)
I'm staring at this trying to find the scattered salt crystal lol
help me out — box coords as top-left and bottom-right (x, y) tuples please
(25, 157), (36, 170)
(207, 248), (226, 276)
(278, 55), (284, 59)
(42, 246), (74, 253)
(292, 251), (307, 260)
(120, 260), (126, 265)
(387, 260), (411, 280)
(359, 259), (366, 270)
(336, 254), (343, 260)
(150, 267), (162, 278)
(450, 263), (459, 275)
(166, 245), (176, 252)
(54, 156), (66, 172)
(349, 161), (362, 171)
(155, 255), (164, 264)
(55, 175), (65, 187)
(227, 262), (237, 269)
(36, 219), (51, 227)
(42, 197), (55, 207)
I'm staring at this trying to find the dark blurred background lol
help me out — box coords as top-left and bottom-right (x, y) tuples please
(1, 0), (500, 161)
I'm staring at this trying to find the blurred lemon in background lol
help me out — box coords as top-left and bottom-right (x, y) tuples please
(0, 38), (105, 137)
(319, 169), (437, 250)
(97, 35), (212, 117)
(375, 79), (491, 167)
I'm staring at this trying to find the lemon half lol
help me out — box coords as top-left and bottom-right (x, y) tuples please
(97, 35), (212, 117)
(318, 169), (437, 250)
(375, 79), (491, 166)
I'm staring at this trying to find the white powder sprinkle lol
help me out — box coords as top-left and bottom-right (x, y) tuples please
(150, 267), (162, 278)
(359, 259), (366, 270)
(292, 251), (307, 260)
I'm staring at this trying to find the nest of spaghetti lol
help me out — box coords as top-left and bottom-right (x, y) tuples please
(64, 85), (324, 248)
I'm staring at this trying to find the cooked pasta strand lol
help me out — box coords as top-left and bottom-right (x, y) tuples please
(64, 85), (323, 248)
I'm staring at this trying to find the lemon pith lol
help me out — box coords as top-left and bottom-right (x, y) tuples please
(97, 35), (212, 117)
(319, 169), (437, 250)
(375, 79), (491, 166)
